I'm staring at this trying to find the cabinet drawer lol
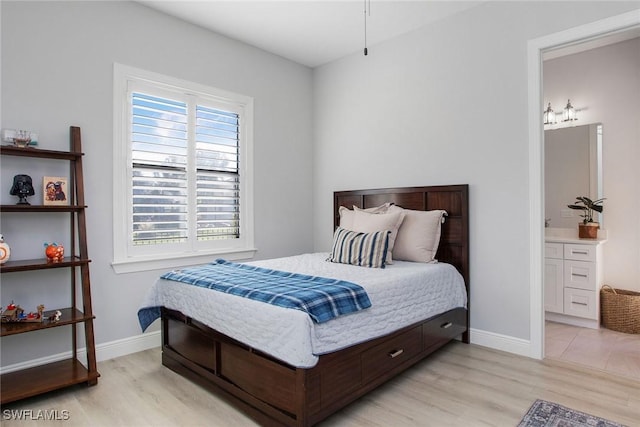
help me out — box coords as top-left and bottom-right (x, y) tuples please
(564, 260), (596, 291)
(545, 243), (564, 260)
(362, 326), (422, 385)
(564, 288), (597, 319)
(564, 244), (596, 262)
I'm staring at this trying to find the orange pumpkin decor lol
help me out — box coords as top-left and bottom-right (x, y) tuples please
(44, 242), (64, 263)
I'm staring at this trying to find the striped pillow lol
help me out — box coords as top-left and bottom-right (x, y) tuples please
(328, 227), (390, 268)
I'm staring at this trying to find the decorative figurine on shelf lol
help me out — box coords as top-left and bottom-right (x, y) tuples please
(1, 302), (45, 323)
(0, 234), (10, 265)
(1, 301), (21, 322)
(44, 242), (64, 263)
(49, 310), (62, 322)
(9, 174), (35, 205)
(32, 305), (46, 323)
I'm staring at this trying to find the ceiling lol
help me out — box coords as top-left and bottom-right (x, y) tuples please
(138, 1), (483, 68)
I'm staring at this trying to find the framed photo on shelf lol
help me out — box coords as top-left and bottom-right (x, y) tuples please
(43, 176), (69, 205)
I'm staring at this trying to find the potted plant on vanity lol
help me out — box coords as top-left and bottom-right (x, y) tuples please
(567, 196), (605, 239)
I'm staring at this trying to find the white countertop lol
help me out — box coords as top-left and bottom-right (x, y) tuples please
(545, 227), (607, 245)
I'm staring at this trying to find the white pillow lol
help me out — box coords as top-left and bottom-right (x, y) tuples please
(351, 207), (405, 264)
(393, 209), (447, 263)
(338, 203), (391, 230)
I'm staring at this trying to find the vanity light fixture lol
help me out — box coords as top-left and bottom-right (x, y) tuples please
(562, 99), (577, 122)
(543, 103), (556, 125)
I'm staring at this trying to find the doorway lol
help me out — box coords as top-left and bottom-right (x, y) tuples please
(527, 10), (640, 361)
(542, 37), (640, 378)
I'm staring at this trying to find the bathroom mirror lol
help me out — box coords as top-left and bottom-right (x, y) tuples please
(544, 123), (603, 228)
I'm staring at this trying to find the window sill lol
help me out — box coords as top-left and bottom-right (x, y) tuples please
(111, 248), (257, 274)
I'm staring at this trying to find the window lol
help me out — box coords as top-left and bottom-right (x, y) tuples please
(113, 64), (254, 273)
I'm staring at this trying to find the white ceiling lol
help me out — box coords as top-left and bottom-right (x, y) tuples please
(139, 1), (483, 68)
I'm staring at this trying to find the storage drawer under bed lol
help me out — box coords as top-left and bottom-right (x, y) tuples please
(161, 306), (468, 427)
(219, 341), (298, 415)
(164, 312), (217, 373)
(361, 325), (423, 384)
(423, 308), (467, 351)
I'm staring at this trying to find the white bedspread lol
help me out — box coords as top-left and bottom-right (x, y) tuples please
(139, 252), (467, 368)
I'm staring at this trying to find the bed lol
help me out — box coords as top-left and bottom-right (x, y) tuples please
(144, 184), (469, 426)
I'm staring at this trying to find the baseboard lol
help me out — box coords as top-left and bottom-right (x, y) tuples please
(545, 312), (599, 329)
(94, 330), (161, 362)
(3, 328), (533, 375)
(0, 331), (161, 375)
(470, 328), (533, 358)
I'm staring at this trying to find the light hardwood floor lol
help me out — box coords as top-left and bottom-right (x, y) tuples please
(2, 342), (639, 426)
(545, 321), (640, 381)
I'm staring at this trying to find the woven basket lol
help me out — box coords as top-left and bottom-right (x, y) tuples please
(600, 285), (640, 334)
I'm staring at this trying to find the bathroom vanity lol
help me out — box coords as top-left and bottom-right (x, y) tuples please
(545, 228), (607, 329)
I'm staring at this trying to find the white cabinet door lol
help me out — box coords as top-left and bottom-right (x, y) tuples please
(545, 243), (563, 259)
(544, 258), (564, 313)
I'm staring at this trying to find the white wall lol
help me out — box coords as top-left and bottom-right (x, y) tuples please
(1, 1), (313, 365)
(312, 1), (640, 344)
(544, 38), (640, 292)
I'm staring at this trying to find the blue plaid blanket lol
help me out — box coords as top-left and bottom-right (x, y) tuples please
(140, 259), (371, 326)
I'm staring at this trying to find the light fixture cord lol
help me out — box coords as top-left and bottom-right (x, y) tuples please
(363, 0), (369, 56)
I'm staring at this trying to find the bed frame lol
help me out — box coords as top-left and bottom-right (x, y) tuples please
(161, 184), (469, 426)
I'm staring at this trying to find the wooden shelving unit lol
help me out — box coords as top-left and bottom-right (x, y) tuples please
(0, 126), (99, 404)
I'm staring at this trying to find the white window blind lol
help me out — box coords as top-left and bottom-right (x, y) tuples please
(131, 94), (241, 246)
(113, 64), (254, 273)
(195, 105), (241, 241)
(131, 93), (189, 245)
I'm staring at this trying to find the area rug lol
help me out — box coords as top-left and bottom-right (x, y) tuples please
(518, 399), (627, 427)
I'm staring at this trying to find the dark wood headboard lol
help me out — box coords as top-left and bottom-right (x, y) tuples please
(333, 185), (469, 291)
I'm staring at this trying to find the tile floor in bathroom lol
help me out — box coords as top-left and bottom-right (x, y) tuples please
(545, 321), (640, 381)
